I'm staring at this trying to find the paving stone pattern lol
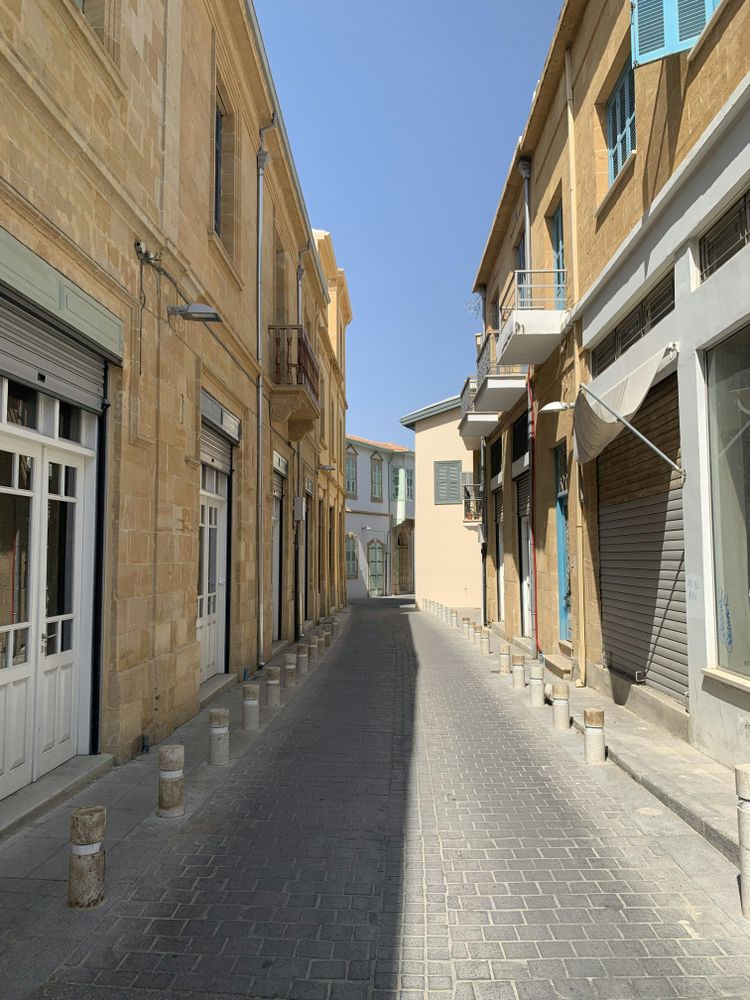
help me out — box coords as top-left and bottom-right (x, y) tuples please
(4, 599), (750, 999)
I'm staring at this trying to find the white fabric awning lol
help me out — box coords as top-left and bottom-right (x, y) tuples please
(573, 346), (674, 464)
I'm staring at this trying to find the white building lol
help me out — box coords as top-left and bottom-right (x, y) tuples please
(344, 436), (415, 599)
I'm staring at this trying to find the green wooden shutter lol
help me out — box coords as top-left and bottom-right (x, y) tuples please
(434, 461), (461, 505)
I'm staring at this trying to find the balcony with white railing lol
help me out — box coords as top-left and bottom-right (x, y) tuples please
(475, 332), (528, 413)
(458, 375), (499, 451)
(496, 269), (567, 365)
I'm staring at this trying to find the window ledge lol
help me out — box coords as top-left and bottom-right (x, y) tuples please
(58, 0), (126, 98)
(702, 666), (750, 695)
(688, 3), (724, 65)
(208, 231), (244, 290)
(595, 151), (637, 221)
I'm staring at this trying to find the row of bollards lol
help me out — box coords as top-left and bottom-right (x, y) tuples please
(67, 610), (347, 909)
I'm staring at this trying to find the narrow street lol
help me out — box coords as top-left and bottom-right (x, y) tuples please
(2, 599), (750, 1000)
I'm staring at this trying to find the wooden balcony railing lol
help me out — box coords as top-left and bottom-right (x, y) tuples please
(270, 325), (320, 404)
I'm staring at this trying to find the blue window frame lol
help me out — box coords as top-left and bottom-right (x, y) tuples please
(606, 62), (636, 185)
(551, 202), (565, 309)
(631, 0), (723, 67)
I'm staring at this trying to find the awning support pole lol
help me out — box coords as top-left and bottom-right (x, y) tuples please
(579, 384), (685, 481)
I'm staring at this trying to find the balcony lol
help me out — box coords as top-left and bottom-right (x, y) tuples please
(497, 269), (566, 365)
(474, 332), (528, 412)
(463, 484), (483, 526)
(458, 375), (498, 451)
(269, 325), (321, 440)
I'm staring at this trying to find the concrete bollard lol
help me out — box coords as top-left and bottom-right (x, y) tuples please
(473, 624), (481, 646)
(452, 610), (459, 628)
(297, 643), (309, 676)
(208, 708), (230, 766)
(462, 618), (470, 640)
(480, 629), (491, 656)
(584, 709), (606, 765)
(158, 744), (185, 817)
(737, 765), (750, 921)
(552, 683), (570, 730)
(322, 626), (332, 648)
(529, 663), (545, 707)
(266, 667), (281, 709)
(242, 683), (260, 732)
(308, 636), (319, 663)
(512, 654), (526, 689)
(499, 644), (511, 675)
(331, 619), (340, 640)
(284, 653), (297, 688)
(68, 806), (106, 908)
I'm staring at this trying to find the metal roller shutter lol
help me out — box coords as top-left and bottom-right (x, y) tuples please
(272, 470), (284, 498)
(200, 422), (232, 474)
(494, 488), (503, 523)
(516, 472), (530, 517)
(597, 374), (687, 704)
(0, 291), (106, 412)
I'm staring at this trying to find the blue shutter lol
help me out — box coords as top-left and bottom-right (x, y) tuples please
(632, 0), (713, 66)
(607, 63), (636, 185)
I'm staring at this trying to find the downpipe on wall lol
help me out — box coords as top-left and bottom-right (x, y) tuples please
(294, 244), (310, 641)
(256, 113), (276, 670)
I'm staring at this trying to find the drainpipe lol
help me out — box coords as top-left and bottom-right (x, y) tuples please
(256, 113), (276, 669)
(518, 157), (532, 270)
(527, 367), (540, 657)
(293, 244), (310, 641)
(565, 47), (586, 686)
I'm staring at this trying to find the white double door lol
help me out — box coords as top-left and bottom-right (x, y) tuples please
(0, 436), (88, 800)
(197, 473), (228, 684)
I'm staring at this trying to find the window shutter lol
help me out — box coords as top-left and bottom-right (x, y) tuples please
(632, 0), (713, 66)
(434, 461), (461, 505)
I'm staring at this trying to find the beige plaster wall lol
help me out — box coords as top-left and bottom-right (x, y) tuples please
(413, 408), (482, 611)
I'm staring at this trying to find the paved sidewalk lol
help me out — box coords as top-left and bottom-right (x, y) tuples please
(1, 599), (749, 999)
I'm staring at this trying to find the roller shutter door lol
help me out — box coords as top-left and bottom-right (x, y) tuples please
(516, 472), (530, 516)
(597, 374), (687, 704)
(200, 423), (232, 474)
(0, 291), (106, 412)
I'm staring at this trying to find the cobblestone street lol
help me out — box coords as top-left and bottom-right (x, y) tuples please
(2, 598), (750, 1000)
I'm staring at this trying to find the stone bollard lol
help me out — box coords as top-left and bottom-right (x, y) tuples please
(322, 626), (332, 648)
(452, 610), (459, 628)
(297, 643), (309, 676)
(158, 744), (185, 818)
(208, 708), (230, 766)
(473, 624), (481, 646)
(499, 644), (511, 675)
(512, 654), (526, 689)
(737, 765), (750, 921)
(308, 636), (319, 663)
(552, 683), (570, 730)
(68, 806), (106, 908)
(462, 618), (470, 641)
(584, 709), (606, 765)
(284, 653), (298, 688)
(242, 683), (260, 732)
(266, 667), (281, 709)
(529, 663), (545, 707)
(331, 619), (340, 640)
(480, 629), (491, 656)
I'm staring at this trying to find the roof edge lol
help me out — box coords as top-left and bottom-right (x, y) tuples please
(400, 395), (461, 430)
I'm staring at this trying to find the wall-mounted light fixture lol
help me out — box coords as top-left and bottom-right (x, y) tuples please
(167, 303), (222, 323)
(317, 464), (335, 472)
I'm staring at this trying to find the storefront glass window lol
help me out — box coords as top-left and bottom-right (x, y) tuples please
(708, 324), (750, 676)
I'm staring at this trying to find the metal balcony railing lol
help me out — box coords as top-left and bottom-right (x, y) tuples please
(270, 325), (321, 403)
(463, 484), (483, 524)
(500, 269), (567, 321)
(477, 332), (527, 384)
(460, 376), (478, 417)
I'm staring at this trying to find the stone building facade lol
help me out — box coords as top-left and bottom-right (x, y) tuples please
(458, 0), (750, 766)
(0, 0), (351, 801)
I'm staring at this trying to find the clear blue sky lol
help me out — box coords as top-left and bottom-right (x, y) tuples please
(255, 0), (563, 446)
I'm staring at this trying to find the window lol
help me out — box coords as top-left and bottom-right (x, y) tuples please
(7, 381), (37, 430)
(58, 402), (81, 443)
(632, 0), (723, 66)
(490, 439), (503, 479)
(707, 323), (750, 678)
(371, 457), (383, 501)
(591, 272), (675, 377)
(512, 414), (528, 463)
(345, 535), (358, 579)
(345, 454), (357, 496)
(392, 467), (403, 501)
(320, 377), (326, 440)
(550, 202), (566, 309)
(74, 0), (108, 46)
(700, 188), (750, 281)
(607, 61), (636, 185)
(213, 88), (236, 255)
(434, 461), (461, 505)
(406, 468), (414, 500)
